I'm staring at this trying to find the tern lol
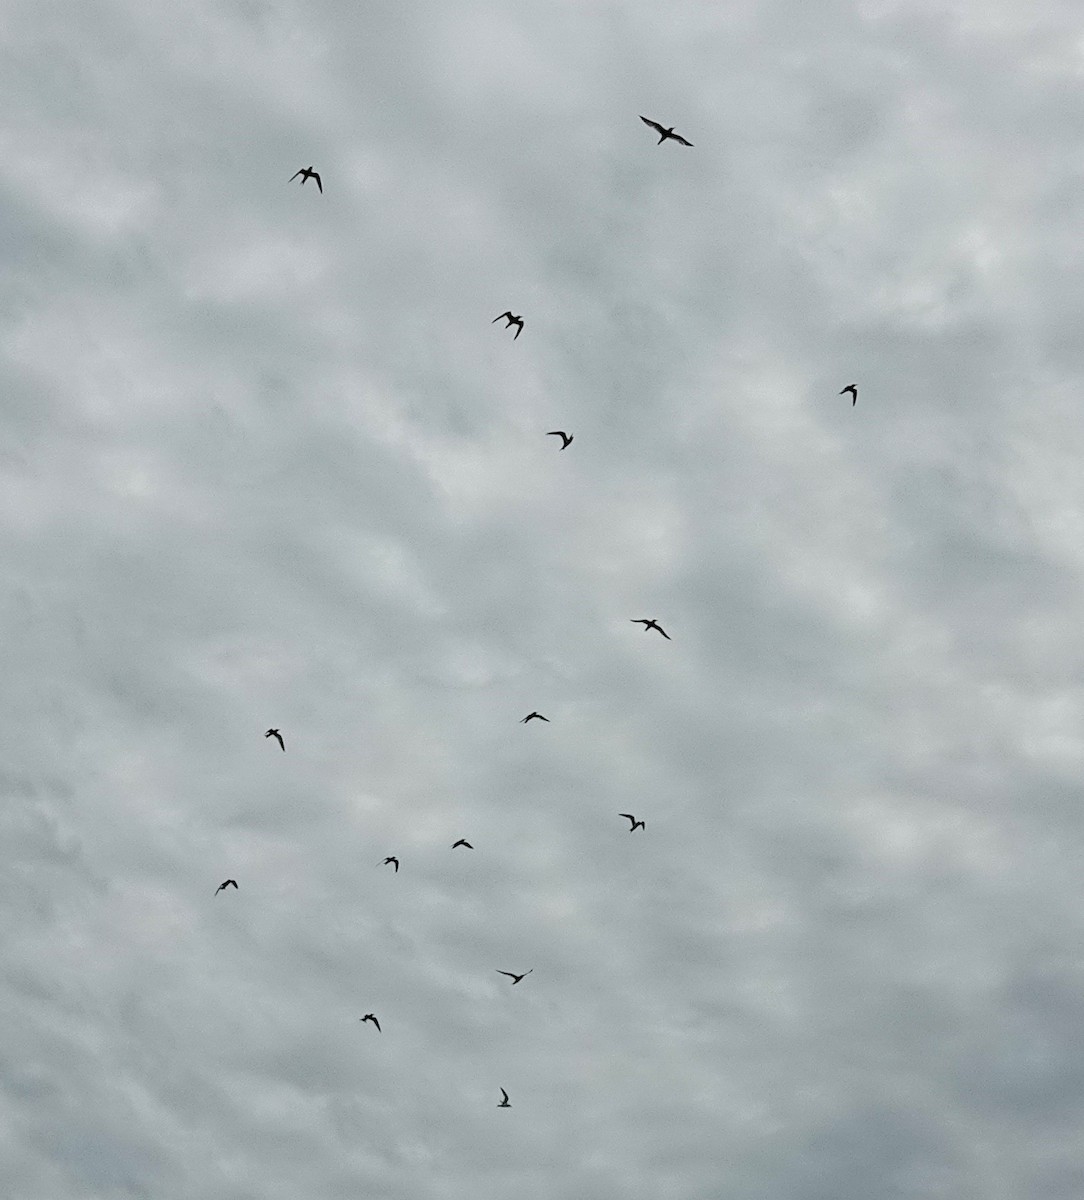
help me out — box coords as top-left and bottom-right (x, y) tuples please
(520, 712), (549, 724)
(215, 879), (238, 895)
(496, 970), (533, 985)
(289, 166), (322, 193)
(547, 431), (573, 449)
(631, 619), (670, 640)
(265, 728), (285, 751)
(498, 1088), (511, 1108)
(492, 311), (524, 340)
(840, 383), (858, 406)
(452, 839), (474, 849)
(619, 813), (646, 832)
(359, 1013), (381, 1032)
(639, 116), (693, 146)
(381, 856), (399, 872)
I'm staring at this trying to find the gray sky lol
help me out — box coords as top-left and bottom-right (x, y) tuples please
(2, 0), (1084, 1197)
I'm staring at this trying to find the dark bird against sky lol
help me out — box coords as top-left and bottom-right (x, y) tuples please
(265, 728), (285, 751)
(382, 856), (399, 872)
(452, 839), (474, 849)
(359, 1013), (381, 1032)
(619, 813), (646, 832)
(290, 166), (322, 193)
(498, 1088), (511, 1108)
(631, 619), (670, 639)
(520, 712), (549, 723)
(496, 969), (533, 985)
(215, 879), (238, 895)
(492, 311), (524, 339)
(547, 431), (573, 449)
(639, 116), (693, 146)
(840, 383), (858, 406)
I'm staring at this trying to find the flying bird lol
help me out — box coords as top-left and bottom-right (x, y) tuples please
(265, 728), (285, 751)
(639, 116), (693, 146)
(215, 879), (238, 895)
(452, 839), (474, 849)
(631, 619), (670, 640)
(547, 431), (573, 450)
(492, 311), (524, 340)
(520, 712), (549, 724)
(619, 813), (646, 832)
(840, 383), (858, 406)
(290, 166), (322, 193)
(498, 1088), (511, 1108)
(381, 856), (399, 872)
(359, 1013), (381, 1032)
(496, 970), (533, 985)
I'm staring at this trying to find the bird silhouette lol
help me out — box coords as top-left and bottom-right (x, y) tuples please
(359, 1013), (381, 1032)
(265, 728), (285, 751)
(631, 619), (670, 640)
(639, 116), (693, 146)
(520, 712), (549, 724)
(547, 431), (573, 449)
(498, 1088), (511, 1107)
(290, 166), (322, 193)
(381, 856), (399, 872)
(215, 879), (238, 895)
(840, 383), (858, 406)
(619, 813), (646, 832)
(496, 969), (533, 985)
(492, 311), (524, 339)
(452, 839), (474, 849)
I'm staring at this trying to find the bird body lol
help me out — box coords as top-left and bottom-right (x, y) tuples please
(215, 879), (238, 894)
(498, 1088), (511, 1107)
(619, 813), (646, 832)
(631, 619), (670, 640)
(360, 1013), (381, 1032)
(382, 856), (399, 872)
(265, 728), (285, 751)
(290, 166), (323, 193)
(492, 311), (524, 339)
(547, 431), (573, 450)
(520, 712), (549, 724)
(496, 969), (533, 985)
(639, 116), (693, 146)
(840, 383), (858, 406)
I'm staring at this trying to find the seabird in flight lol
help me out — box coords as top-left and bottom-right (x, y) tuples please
(492, 311), (524, 340)
(496, 969), (533, 985)
(382, 856), (399, 872)
(547, 431), (573, 450)
(452, 839), (474, 849)
(290, 166), (322, 193)
(265, 728), (285, 751)
(359, 1013), (381, 1031)
(631, 619), (671, 640)
(215, 879), (238, 895)
(498, 1088), (511, 1108)
(639, 116), (693, 146)
(840, 383), (858, 406)
(520, 712), (549, 724)
(619, 813), (646, 832)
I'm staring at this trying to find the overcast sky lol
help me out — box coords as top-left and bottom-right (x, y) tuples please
(3, 0), (1084, 1197)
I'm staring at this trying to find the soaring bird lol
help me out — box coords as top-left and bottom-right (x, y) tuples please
(619, 813), (646, 832)
(496, 969), (533, 985)
(631, 619), (670, 640)
(520, 712), (549, 724)
(639, 116), (693, 146)
(452, 839), (474, 849)
(492, 311), (524, 339)
(498, 1088), (511, 1108)
(382, 856), (399, 872)
(290, 166), (322, 193)
(215, 879), (238, 895)
(359, 1013), (381, 1032)
(547, 431), (573, 450)
(840, 383), (858, 406)
(265, 728), (285, 751)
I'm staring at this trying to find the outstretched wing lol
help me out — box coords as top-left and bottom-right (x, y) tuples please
(500, 1088), (509, 1103)
(496, 970), (516, 980)
(640, 116), (665, 134)
(619, 813), (636, 827)
(657, 627), (671, 639)
(672, 133), (693, 146)
(313, 172), (323, 193)
(493, 311), (513, 323)
(290, 170), (303, 181)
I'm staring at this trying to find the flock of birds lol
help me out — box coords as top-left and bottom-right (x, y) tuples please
(223, 116), (863, 1111)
